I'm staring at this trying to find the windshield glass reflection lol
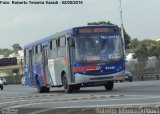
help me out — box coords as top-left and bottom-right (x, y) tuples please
(75, 35), (123, 63)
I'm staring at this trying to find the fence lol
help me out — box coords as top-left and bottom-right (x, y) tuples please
(2, 75), (23, 84)
(126, 60), (160, 81)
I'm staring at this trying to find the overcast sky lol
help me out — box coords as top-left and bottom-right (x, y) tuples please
(0, 0), (160, 49)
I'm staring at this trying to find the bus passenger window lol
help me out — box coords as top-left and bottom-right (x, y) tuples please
(38, 45), (41, 53)
(57, 39), (60, 47)
(50, 41), (52, 49)
(52, 40), (56, 49)
(35, 46), (38, 54)
(40, 45), (42, 52)
(32, 48), (34, 55)
(60, 37), (66, 47)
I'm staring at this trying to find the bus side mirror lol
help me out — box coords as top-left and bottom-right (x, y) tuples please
(69, 38), (75, 48)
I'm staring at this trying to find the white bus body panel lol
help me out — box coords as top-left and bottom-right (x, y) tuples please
(48, 58), (63, 86)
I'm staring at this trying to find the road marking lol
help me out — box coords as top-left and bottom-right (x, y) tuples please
(0, 94), (125, 105)
(49, 102), (160, 109)
(26, 108), (56, 114)
(12, 103), (160, 114)
(66, 109), (79, 114)
(10, 95), (160, 108)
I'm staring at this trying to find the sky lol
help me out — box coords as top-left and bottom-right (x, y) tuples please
(0, 0), (160, 49)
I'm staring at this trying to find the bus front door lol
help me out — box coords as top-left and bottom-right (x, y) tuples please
(68, 38), (75, 83)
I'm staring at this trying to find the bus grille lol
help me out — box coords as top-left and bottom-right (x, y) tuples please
(90, 76), (114, 80)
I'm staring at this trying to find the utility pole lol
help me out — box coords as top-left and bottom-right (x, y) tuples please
(119, 0), (125, 53)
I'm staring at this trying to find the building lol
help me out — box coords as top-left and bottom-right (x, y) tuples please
(0, 55), (4, 59)
(9, 50), (24, 64)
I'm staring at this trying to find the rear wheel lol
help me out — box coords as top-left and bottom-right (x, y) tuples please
(129, 78), (133, 82)
(104, 81), (114, 91)
(36, 78), (45, 93)
(45, 87), (50, 92)
(120, 80), (123, 82)
(0, 86), (3, 90)
(63, 74), (73, 93)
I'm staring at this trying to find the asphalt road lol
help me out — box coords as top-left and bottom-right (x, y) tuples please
(0, 80), (160, 114)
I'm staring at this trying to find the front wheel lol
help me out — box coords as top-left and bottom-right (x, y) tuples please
(73, 85), (80, 91)
(63, 74), (73, 93)
(104, 81), (114, 91)
(0, 86), (3, 90)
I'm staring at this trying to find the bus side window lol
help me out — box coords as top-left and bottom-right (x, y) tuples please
(37, 45), (42, 62)
(57, 37), (66, 47)
(35, 45), (38, 54)
(50, 41), (52, 50)
(57, 39), (60, 47)
(52, 40), (57, 49)
(38, 45), (41, 53)
(32, 47), (34, 55)
(24, 50), (26, 64)
(58, 37), (66, 57)
(40, 45), (43, 52)
(25, 50), (29, 65)
(60, 37), (66, 47)
(50, 40), (57, 59)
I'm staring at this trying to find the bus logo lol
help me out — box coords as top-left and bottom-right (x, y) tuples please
(96, 66), (101, 70)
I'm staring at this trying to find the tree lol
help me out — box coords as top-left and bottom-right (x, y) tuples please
(123, 29), (131, 49)
(129, 38), (140, 49)
(0, 48), (13, 57)
(12, 44), (22, 53)
(87, 21), (131, 49)
(134, 43), (148, 63)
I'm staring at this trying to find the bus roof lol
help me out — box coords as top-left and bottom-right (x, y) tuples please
(24, 24), (117, 49)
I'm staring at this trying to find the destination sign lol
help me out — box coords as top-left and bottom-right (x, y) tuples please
(77, 27), (117, 34)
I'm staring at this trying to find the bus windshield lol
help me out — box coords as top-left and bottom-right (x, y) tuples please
(75, 34), (123, 63)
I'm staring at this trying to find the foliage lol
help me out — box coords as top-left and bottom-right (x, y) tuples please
(12, 44), (22, 54)
(0, 43), (22, 57)
(129, 38), (140, 49)
(134, 42), (148, 62)
(131, 39), (160, 62)
(87, 21), (131, 49)
(123, 29), (131, 49)
(0, 48), (13, 57)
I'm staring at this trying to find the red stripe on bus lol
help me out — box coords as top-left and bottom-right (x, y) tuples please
(41, 65), (47, 86)
(73, 66), (97, 72)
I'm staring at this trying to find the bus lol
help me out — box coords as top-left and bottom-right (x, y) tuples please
(24, 25), (125, 93)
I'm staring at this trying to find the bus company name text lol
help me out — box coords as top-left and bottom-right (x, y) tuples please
(0, 1), (83, 5)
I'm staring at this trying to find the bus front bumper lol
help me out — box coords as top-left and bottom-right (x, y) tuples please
(74, 70), (124, 84)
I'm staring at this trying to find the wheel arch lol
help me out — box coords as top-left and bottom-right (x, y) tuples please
(61, 71), (66, 85)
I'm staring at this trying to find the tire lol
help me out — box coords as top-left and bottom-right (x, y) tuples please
(128, 77), (133, 82)
(45, 87), (50, 92)
(36, 78), (45, 93)
(73, 85), (80, 91)
(104, 81), (114, 91)
(63, 74), (73, 93)
(1, 86), (3, 90)
(120, 80), (123, 82)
